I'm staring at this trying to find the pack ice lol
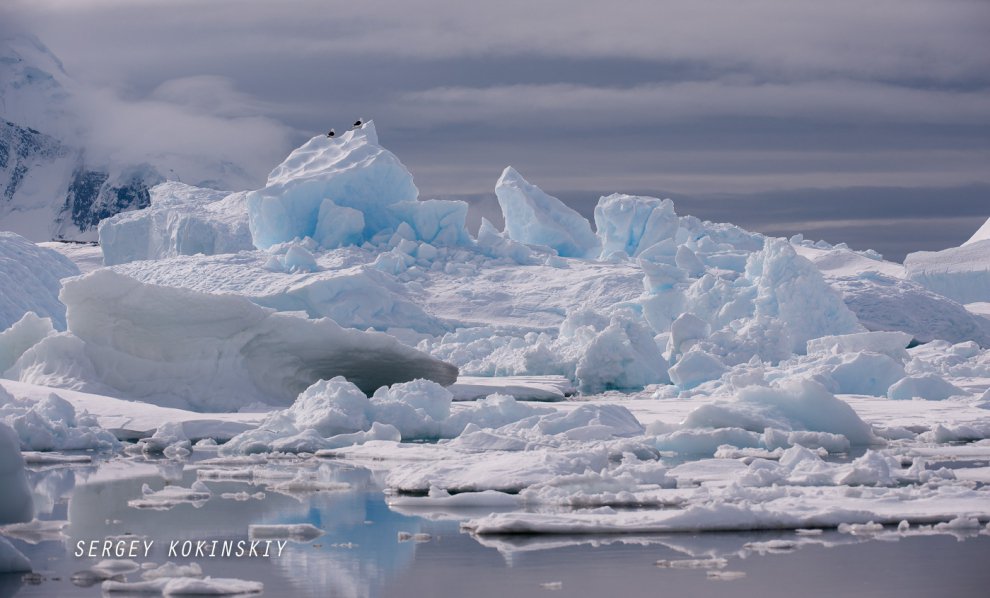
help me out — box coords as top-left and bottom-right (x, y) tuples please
(1, 122), (990, 545)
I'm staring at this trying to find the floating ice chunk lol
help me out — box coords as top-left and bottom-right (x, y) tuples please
(495, 167), (598, 258)
(905, 239), (990, 304)
(142, 561), (203, 580)
(834, 450), (902, 486)
(128, 481), (212, 510)
(0, 390), (118, 451)
(888, 374), (964, 401)
(99, 182), (253, 265)
(0, 312), (55, 374)
(9, 270), (457, 410)
(248, 122), (417, 248)
(135, 421), (191, 456)
(103, 576), (263, 595)
(448, 376), (573, 402)
(0, 421), (33, 525)
(682, 379), (877, 447)
(387, 446), (611, 494)
(0, 536), (31, 573)
(322, 422), (402, 450)
(0, 232), (79, 330)
(90, 559), (140, 578)
(593, 194), (678, 258)
(224, 379), (550, 454)
(653, 427), (763, 456)
(248, 523), (323, 541)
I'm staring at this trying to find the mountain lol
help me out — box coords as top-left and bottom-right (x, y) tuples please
(0, 32), (245, 241)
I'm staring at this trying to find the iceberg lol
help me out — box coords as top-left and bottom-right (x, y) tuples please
(99, 181), (253, 266)
(247, 121), (421, 249)
(0, 231), (79, 330)
(495, 167), (599, 258)
(8, 269), (457, 411)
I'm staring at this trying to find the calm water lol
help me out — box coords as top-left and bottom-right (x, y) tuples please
(3, 453), (989, 598)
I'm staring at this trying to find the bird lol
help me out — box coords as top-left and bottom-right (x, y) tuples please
(352, 119), (363, 129)
(327, 129), (336, 138)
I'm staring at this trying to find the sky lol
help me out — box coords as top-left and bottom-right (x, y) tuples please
(5, 0), (990, 260)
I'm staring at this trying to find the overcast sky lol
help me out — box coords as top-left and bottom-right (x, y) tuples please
(6, 0), (989, 260)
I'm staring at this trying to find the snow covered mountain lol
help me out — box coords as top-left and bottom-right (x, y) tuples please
(0, 33), (163, 241)
(0, 32), (267, 242)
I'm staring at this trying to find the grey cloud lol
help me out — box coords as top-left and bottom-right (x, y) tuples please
(3, 0), (987, 257)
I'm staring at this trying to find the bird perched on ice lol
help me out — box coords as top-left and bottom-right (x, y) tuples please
(352, 119), (363, 129)
(326, 129), (336, 138)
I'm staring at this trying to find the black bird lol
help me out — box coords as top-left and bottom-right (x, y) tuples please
(352, 119), (363, 129)
(327, 129), (336, 138)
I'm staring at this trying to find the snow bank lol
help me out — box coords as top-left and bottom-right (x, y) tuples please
(0, 231), (79, 330)
(905, 240), (990, 305)
(594, 194), (678, 258)
(99, 182), (253, 266)
(495, 167), (598, 258)
(8, 269), (457, 410)
(0, 419), (33, 525)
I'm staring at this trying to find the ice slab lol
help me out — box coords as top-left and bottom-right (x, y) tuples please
(448, 376), (575, 401)
(0, 379), (263, 441)
(8, 270), (457, 411)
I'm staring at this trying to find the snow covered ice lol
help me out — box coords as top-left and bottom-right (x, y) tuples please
(1, 122), (989, 592)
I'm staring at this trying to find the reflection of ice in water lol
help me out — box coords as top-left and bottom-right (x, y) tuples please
(52, 456), (426, 597)
(8, 454), (990, 598)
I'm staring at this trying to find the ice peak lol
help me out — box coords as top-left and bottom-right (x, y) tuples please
(498, 165), (523, 186)
(266, 120), (383, 187)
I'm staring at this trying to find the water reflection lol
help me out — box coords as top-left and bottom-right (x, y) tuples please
(3, 454), (989, 598)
